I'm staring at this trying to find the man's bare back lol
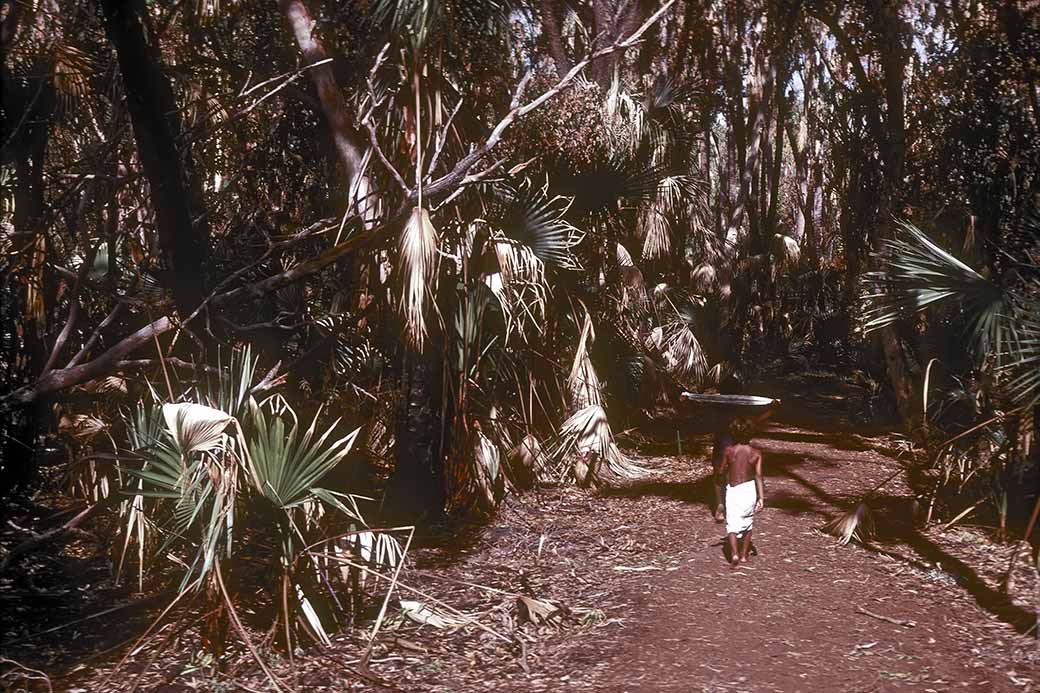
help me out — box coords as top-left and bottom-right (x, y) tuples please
(720, 443), (760, 486)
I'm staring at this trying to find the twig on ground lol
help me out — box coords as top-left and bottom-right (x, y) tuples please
(857, 608), (916, 628)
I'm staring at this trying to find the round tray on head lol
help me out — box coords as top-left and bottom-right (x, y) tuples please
(679, 393), (779, 416)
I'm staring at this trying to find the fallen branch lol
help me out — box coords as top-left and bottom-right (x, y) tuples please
(0, 504), (98, 574)
(1, 317), (173, 409)
(857, 608), (916, 628)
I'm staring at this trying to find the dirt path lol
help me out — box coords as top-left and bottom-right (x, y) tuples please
(581, 425), (1038, 692)
(7, 420), (1038, 691)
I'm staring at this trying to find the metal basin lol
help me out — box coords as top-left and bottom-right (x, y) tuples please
(679, 393), (779, 418)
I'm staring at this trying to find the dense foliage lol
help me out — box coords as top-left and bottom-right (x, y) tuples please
(1, 0), (1037, 670)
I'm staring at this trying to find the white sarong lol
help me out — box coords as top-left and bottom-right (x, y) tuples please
(725, 480), (757, 535)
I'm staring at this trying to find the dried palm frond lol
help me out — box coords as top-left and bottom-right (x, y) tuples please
(553, 405), (646, 482)
(821, 502), (875, 546)
(640, 176), (697, 261)
(398, 206), (440, 350)
(773, 234), (801, 272)
(59, 414), (108, 440)
(399, 600), (471, 630)
(660, 321), (707, 382)
(161, 403), (233, 457)
(641, 208), (671, 260)
(690, 263), (717, 294)
(617, 242), (635, 267)
(472, 430), (503, 512)
(490, 238), (549, 341)
(568, 311), (601, 409)
(506, 433), (544, 489)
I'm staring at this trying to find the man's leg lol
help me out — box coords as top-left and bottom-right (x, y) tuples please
(727, 532), (740, 566)
(739, 530), (753, 562)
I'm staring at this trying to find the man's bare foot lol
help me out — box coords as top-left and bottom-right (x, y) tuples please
(730, 557), (740, 568)
(739, 556), (748, 563)
(714, 505), (725, 523)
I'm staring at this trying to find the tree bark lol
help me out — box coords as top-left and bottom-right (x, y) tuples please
(540, 0), (573, 77)
(386, 345), (448, 520)
(723, 31), (774, 242)
(765, 74), (786, 241)
(99, 0), (209, 315)
(279, 0), (372, 216)
(2, 0), (56, 502)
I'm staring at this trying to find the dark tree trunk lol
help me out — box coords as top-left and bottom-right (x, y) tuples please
(386, 346), (448, 521)
(1, 5), (55, 504)
(873, 0), (917, 431)
(766, 78), (786, 240)
(99, 0), (209, 315)
(540, 0), (573, 77)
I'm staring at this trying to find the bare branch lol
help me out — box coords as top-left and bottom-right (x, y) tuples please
(66, 302), (124, 368)
(2, 317), (174, 409)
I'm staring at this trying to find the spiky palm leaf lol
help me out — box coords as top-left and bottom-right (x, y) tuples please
(497, 180), (583, 270)
(1005, 308), (1040, 409)
(862, 221), (1010, 360)
(243, 399), (361, 513)
(560, 153), (667, 219)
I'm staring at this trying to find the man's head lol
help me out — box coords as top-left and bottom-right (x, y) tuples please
(729, 417), (754, 444)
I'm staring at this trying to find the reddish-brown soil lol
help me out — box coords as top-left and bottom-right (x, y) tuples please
(3, 409), (1038, 691)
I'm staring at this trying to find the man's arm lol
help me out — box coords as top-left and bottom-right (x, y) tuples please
(754, 451), (764, 510)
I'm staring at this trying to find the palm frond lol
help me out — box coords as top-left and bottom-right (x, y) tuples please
(488, 239), (548, 342)
(616, 242), (635, 268)
(1005, 308), (1040, 409)
(568, 311), (601, 409)
(821, 502), (875, 545)
(552, 405), (646, 482)
(243, 399), (361, 512)
(773, 234), (801, 272)
(690, 263), (717, 293)
(373, 0), (513, 52)
(399, 206), (440, 350)
(497, 180), (583, 270)
(561, 154), (667, 218)
(161, 403), (234, 457)
(862, 221), (1010, 359)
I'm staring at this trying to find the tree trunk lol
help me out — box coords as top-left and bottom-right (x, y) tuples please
(765, 76), (786, 241)
(723, 35), (774, 243)
(99, 0), (209, 315)
(874, 0), (917, 432)
(1, 1), (56, 503)
(539, 0), (573, 77)
(279, 0), (372, 215)
(386, 346), (448, 520)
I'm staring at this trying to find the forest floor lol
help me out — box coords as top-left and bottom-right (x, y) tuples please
(2, 372), (1039, 691)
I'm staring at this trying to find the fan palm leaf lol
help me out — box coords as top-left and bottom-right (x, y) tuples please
(162, 403), (234, 457)
(243, 399), (361, 513)
(497, 180), (583, 270)
(1005, 308), (1040, 409)
(862, 220), (1010, 360)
